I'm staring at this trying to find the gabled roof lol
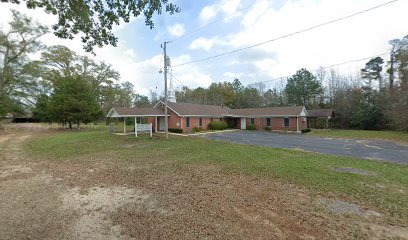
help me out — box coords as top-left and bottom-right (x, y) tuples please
(107, 107), (165, 117)
(307, 109), (335, 118)
(153, 101), (306, 117)
(154, 101), (230, 116)
(229, 106), (307, 117)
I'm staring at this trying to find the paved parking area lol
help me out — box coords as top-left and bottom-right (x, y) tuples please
(204, 131), (408, 164)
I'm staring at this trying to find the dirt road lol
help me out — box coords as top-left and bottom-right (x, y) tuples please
(0, 126), (407, 239)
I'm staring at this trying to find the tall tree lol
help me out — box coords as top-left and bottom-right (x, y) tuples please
(39, 45), (120, 110)
(134, 94), (150, 107)
(361, 57), (384, 89)
(284, 68), (323, 107)
(2, 0), (179, 52)
(0, 10), (48, 117)
(48, 76), (102, 128)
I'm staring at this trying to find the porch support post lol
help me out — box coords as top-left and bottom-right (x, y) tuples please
(155, 116), (158, 133)
(296, 116), (299, 132)
(135, 117), (137, 137)
(123, 117), (126, 134)
(326, 117), (329, 130)
(150, 123), (153, 137)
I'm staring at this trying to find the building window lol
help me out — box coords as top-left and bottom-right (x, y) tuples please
(199, 117), (203, 127)
(251, 118), (255, 125)
(266, 118), (271, 127)
(284, 117), (289, 127)
(210, 117), (213, 122)
(186, 117), (190, 128)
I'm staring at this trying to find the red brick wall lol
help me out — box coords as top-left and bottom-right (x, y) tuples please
(147, 117), (157, 132)
(181, 117), (212, 133)
(168, 111), (181, 129)
(246, 117), (307, 132)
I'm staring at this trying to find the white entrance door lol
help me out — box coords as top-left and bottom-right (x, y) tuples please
(159, 117), (165, 131)
(241, 118), (246, 130)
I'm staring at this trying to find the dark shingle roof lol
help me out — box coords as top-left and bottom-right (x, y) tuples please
(166, 102), (229, 116)
(155, 101), (306, 117)
(307, 109), (335, 118)
(229, 106), (306, 117)
(111, 107), (164, 116)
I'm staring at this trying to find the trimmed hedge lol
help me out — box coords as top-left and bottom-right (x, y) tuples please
(208, 121), (228, 130)
(168, 128), (183, 133)
(193, 127), (204, 133)
(247, 124), (256, 130)
(301, 128), (311, 133)
(264, 126), (272, 131)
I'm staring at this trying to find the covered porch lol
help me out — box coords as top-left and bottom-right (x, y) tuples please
(307, 109), (335, 129)
(106, 107), (165, 136)
(223, 115), (247, 130)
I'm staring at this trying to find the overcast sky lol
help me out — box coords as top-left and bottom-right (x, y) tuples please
(1, 0), (407, 96)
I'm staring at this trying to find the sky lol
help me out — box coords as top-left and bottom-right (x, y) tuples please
(1, 0), (407, 97)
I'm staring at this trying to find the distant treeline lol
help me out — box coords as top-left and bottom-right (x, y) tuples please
(174, 35), (408, 131)
(1, 10), (407, 131)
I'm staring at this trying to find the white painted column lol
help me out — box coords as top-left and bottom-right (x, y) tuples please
(135, 117), (137, 137)
(123, 117), (126, 134)
(296, 116), (299, 132)
(326, 117), (329, 129)
(150, 123), (153, 137)
(155, 117), (158, 133)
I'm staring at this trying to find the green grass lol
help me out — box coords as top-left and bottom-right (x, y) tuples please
(309, 129), (408, 144)
(27, 130), (408, 224)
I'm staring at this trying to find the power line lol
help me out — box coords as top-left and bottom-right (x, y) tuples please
(169, 71), (187, 88)
(248, 52), (390, 86)
(170, 0), (266, 42)
(169, 52), (390, 89)
(172, 0), (398, 68)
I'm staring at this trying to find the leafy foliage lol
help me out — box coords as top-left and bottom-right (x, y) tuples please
(0, 10), (48, 117)
(247, 124), (256, 130)
(285, 68), (324, 108)
(192, 127), (204, 133)
(48, 76), (102, 128)
(168, 128), (183, 133)
(361, 57), (384, 89)
(2, 0), (179, 52)
(207, 121), (228, 130)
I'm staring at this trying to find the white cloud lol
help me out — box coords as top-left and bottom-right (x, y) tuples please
(199, 0), (242, 24)
(196, 0), (408, 81)
(167, 23), (186, 38)
(223, 71), (244, 81)
(199, 5), (217, 23)
(170, 54), (214, 88)
(189, 37), (221, 51)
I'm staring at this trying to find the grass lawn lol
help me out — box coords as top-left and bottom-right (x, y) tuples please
(309, 129), (408, 144)
(27, 130), (408, 224)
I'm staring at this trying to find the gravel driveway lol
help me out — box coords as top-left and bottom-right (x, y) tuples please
(204, 131), (408, 164)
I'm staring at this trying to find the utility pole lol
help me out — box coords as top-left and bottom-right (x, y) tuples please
(163, 41), (169, 139)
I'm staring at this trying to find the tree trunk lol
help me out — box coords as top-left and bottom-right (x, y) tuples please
(0, 46), (10, 99)
(69, 121), (72, 129)
(389, 52), (394, 91)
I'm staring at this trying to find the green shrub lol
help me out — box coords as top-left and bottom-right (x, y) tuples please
(168, 128), (183, 133)
(207, 121), (228, 130)
(247, 124), (256, 130)
(264, 126), (272, 131)
(301, 128), (311, 133)
(192, 127), (204, 133)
